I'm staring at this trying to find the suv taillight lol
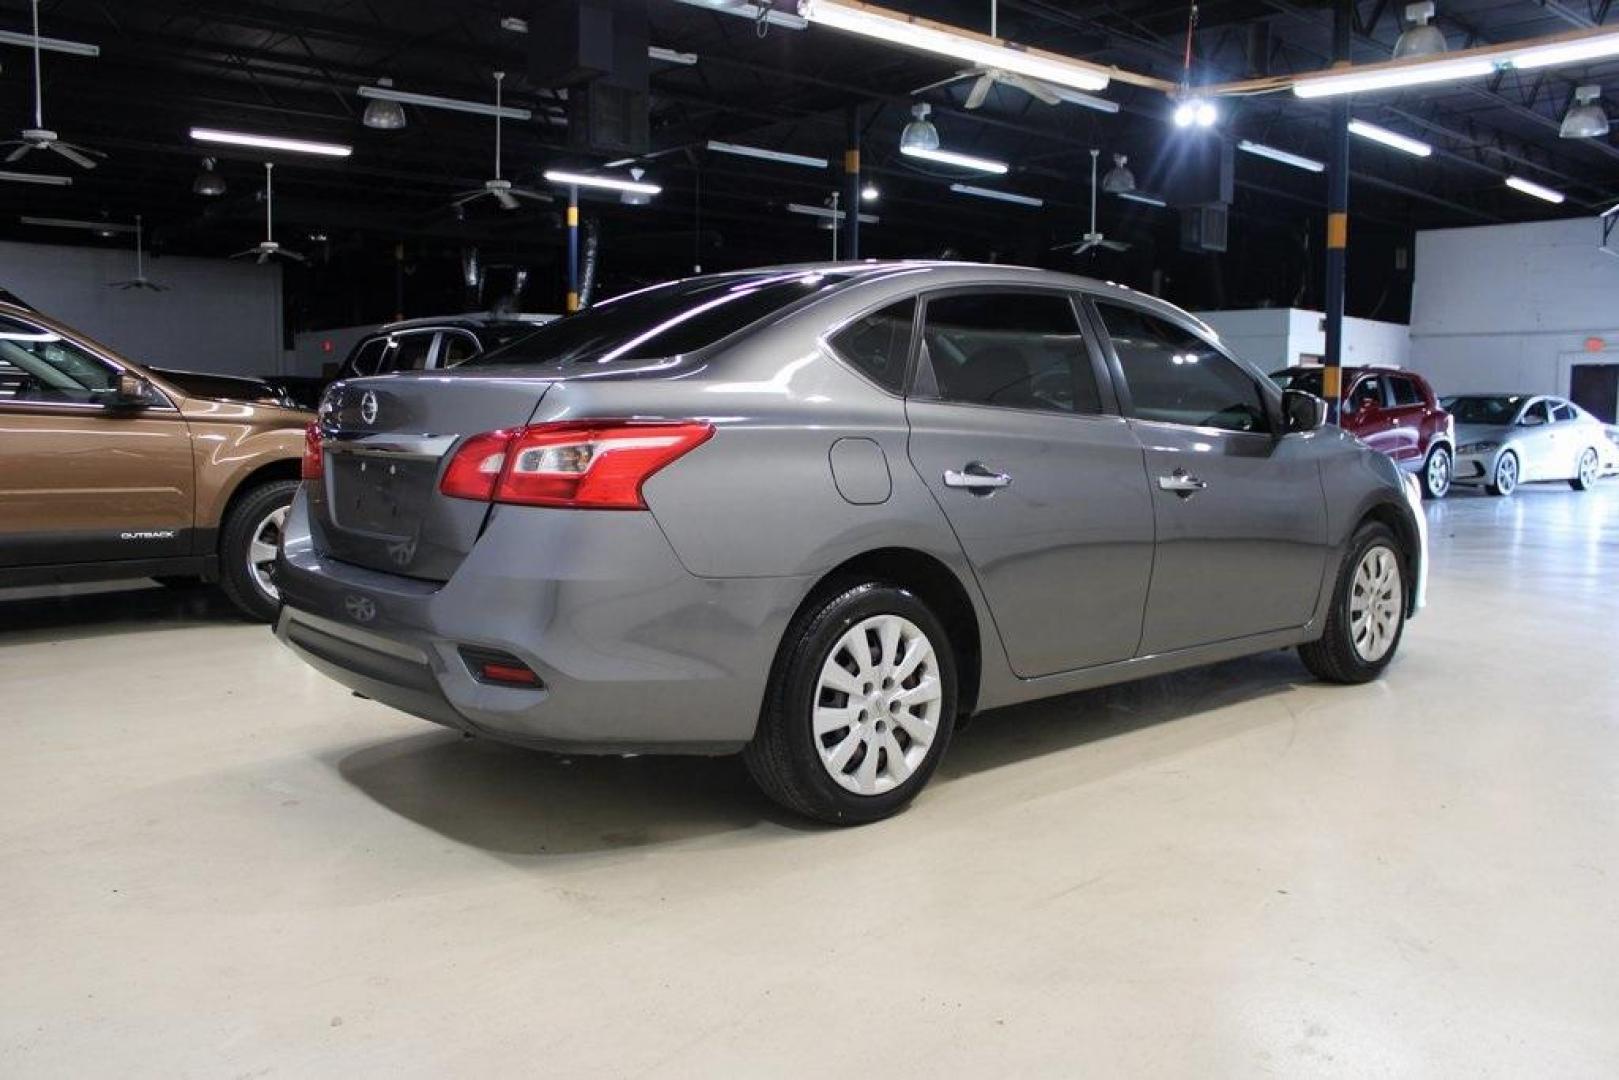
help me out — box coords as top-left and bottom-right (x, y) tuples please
(440, 420), (714, 510)
(300, 422), (324, 480)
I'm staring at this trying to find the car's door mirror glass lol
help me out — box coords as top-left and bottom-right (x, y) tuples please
(106, 372), (153, 409)
(1283, 388), (1328, 433)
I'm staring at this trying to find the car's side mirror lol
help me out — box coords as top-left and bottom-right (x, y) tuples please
(103, 372), (153, 410)
(1282, 388), (1328, 434)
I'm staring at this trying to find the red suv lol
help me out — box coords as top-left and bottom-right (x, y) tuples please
(1272, 365), (1456, 498)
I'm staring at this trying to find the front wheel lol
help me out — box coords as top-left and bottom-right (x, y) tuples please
(1420, 445), (1452, 500)
(217, 480), (299, 622)
(1486, 450), (1519, 497)
(744, 583), (957, 825)
(1299, 522), (1407, 685)
(1570, 448), (1600, 491)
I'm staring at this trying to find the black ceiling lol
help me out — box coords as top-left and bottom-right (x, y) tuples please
(1, 0), (1616, 327)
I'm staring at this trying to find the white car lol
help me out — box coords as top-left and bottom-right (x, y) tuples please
(1443, 394), (1609, 496)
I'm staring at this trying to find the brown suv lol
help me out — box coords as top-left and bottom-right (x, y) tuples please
(0, 302), (311, 620)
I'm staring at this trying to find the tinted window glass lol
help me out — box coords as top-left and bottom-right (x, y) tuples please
(1096, 302), (1269, 433)
(468, 270), (861, 367)
(829, 298), (915, 392)
(0, 316), (119, 404)
(1552, 402), (1577, 422)
(441, 332), (481, 366)
(345, 338), (387, 377)
(1443, 395), (1523, 425)
(389, 332), (435, 372)
(1522, 400), (1551, 426)
(1390, 376), (1423, 407)
(919, 292), (1101, 414)
(1347, 375), (1386, 414)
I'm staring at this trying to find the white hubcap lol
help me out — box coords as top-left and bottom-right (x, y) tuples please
(1497, 453), (1517, 492)
(1579, 450), (1597, 487)
(248, 505), (289, 601)
(1349, 545), (1403, 663)
(1428, 450), (1450, 494)
(813, 614), (942, 796)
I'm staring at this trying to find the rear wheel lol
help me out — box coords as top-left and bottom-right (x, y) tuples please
(1486, 450), (1519, 497)
(744, 583), (957, 825)
(1420, 445), (1452, 500)
(1299, 522), (1407, 685)
(1570, 448), (1599, 491)
(217, 480), (299, 622)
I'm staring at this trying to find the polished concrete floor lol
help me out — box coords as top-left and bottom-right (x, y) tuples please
(3, 483), (1617, 1077)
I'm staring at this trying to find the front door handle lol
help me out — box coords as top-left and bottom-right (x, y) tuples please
(1157, 469), (1208, 498)
(943, 462), (1012, 492)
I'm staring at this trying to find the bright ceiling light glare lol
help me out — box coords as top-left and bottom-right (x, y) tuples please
(1238, 140), (1324, 172)
(798, 0), (1109, 93)
(948, 182), (1043, 207)
(1291, 56), (1494, 98)
(1508, 32), (1619, 70)
(543, 170), (662, 195)
(1173, 98), (1217, 128)
(1505, 175), (1565, 204)
(1196, 101), (1218, 127)
(899, 145), (1009, 174)
(1173, 102), (1196, 128)
(190, 128), (352, 157)
(861, 183), (879, 201)
(1348, 119), (1433, 156)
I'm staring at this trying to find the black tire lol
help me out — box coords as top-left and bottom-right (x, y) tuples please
(217, 479), (299, 622)
(1419, 444), (1452, 500)
(1298, 522), (1408, 685)
(1486, 450), (1519, 497)
(1569, 448), (1600, 491)
(744, 582), (958, 825)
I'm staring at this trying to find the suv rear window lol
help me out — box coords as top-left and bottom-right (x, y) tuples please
(468, 270), (861, 367)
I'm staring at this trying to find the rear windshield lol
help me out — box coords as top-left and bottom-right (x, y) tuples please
(467, 270), (859, 367)
(1443, 395), (1524, 425)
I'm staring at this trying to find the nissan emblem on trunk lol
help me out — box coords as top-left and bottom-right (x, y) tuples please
(360, 391), (379, 425)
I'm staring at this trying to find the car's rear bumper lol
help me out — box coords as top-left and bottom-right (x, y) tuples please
(274, 487), (810, 754)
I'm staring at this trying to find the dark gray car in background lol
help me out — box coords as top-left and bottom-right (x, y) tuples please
(276, 262), (1427, 824)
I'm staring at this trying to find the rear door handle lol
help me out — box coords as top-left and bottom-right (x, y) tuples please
(943, 463), (1012, 492)
(1157, 469), (1208, 497)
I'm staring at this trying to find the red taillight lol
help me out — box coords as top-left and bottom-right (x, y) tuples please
(480, 661), (542, 687)
(440, 420), (714, 510)
(300, 421), (324, 480)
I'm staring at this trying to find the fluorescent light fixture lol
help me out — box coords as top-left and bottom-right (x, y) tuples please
(786, 202), (879, 224)
(1293, 56), (1494, 98)
(949, 183), (1043, 207)
(1348, 119), (1432, 157)
(1238, 140), (1324, 172)
(357, 84), (529, 120)
(1505, 175), (1565, 204)
(603, 157), (636, 168)
(499, 16), (529, 33)
(1049, 87), (1120, 113)
(0, 170), (71, 186)
(1509, 32), (1619, 70)
(707, 140), (828, 169)
(673, 0), (806, 31)
(1117, 190), (1166, 207)
(19, 216), (134, 232)
(543, 170), (662, 195)
(648, 46), (698, 65)
(190, 128), (352, 157)
(899, 145), (1008, 174)
(800, 0), (1109, 93)
(0, 29), (99, 57)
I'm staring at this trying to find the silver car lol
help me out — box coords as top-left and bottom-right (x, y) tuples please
(1444, 394), (1610, 495)
(276, 263), (1427, 824)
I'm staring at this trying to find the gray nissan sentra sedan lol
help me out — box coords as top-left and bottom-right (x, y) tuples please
(276, 262), (1427, 824)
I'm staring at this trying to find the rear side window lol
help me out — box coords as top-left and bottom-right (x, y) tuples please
(388, 333), (435, 372)
(1390, 377), (1424, 407)
(828, 298), (915, 393)
(1552, 402), (1578, 422)
(441, 331), (481, 366)
(344, 337), (387, 377)
(918, 292), (1102, 415)
(1096, 301), (1270, 434)
(468, 270), (862, 367)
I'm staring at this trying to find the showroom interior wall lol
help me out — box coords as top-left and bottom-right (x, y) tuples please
(1409, 217), (1619, 396)
(0, 240), (283, 377)
(1195, 308), (1411, 371)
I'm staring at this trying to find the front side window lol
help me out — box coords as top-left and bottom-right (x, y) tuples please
(1390, 377), (1424, 407)
(828, 297), (915, 393)
(918, 292), (1102, 415)
(1521, 400), (1551, 426)
(441, 331), (481, 367)
(1346, 375), (1387, 414)
(1095, 302), (1270, 434)
(0, 316), (120, 404)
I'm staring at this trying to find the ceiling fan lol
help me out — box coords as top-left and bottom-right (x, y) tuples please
(914, 66), (1062, 110)
(108, 216), (168, 291)
(1053, 149), (1131, 256)
(232, 163), (305, 264)
(451, 72), (551, 211)
(1, 0), (105, 170)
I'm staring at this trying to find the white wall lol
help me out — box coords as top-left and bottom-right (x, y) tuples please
(1409, 217), (1619, 396)
(1194, 307), (1410, 372)
(0, 240), (284, 377)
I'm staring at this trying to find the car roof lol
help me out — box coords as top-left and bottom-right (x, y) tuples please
(1274, 364), (1413, 375)
(372, 312), (552, 334)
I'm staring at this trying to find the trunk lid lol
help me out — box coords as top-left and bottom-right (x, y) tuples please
(308, 372), (552, 580)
